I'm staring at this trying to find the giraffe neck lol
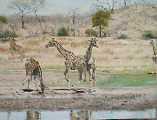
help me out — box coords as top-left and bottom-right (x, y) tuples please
(54, 41), (72, 59)
(85, 43), (93, 62)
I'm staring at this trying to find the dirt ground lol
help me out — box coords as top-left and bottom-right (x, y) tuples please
(0, 69), (157, 111)
(0, 36), (156, 110)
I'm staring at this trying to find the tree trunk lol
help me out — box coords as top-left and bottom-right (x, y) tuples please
(111, 0), (115, 13)
(34, 10), (44, 34)
(21, 12), (25, 29)
(124, 0), (127, 7)
(99, 25), (102, 37)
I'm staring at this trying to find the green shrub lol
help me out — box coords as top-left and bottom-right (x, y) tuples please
(0, 31), (18, 42)
(118, 34), (128, 39)
(57, 27), (69, 36)
(92, 10), (111, 37)
(143, 31), (157, 39)
(85, 29), (97, 37)
(0, 16), (7, 24)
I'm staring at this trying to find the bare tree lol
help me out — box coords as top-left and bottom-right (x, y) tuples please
(111, 0), (117, 12)
(10, 0), (45, 29)
(123, 0), (127, 7)
(70, 8), (79, 37)
(31, 0), (45, 33)
(10, 0), (32, 29)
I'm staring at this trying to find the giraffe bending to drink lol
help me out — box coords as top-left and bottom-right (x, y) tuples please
(24, 57), (45, 94)
(45, 38), (87, 85)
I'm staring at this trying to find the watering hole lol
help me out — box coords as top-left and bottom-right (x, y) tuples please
(0, 70), (157, 119)
(0, 108), (156, 120)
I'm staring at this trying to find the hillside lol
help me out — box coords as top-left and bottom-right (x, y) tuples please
(109, 5), (157, 38)
(2, 5), (157, 39)
(0, 5), (156, 73)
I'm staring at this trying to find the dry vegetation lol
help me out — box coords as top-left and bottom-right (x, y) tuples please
(0, 36), (154, 74)
(0, 5), (157, 73)
(109, 5), (157, 38)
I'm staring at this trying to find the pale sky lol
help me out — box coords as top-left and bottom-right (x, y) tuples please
(0, 0), (157, 15)
(0, 0), (95, 15)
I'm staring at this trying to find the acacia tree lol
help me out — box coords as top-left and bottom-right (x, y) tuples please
(92, 10), (111, 37)
(0, 16), (8, 32)
(31, 0), (45, 33)
(10, 0), (45, 29)
(69, 8), (79, 36)
(10, 0), (32, 29)
(0, 16), (7, 24)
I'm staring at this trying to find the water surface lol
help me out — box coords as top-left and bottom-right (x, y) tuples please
(0, 108), (156, 120)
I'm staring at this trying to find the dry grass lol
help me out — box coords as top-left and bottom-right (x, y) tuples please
(0, 36), (154, 73)
(109, 5), (157, 38)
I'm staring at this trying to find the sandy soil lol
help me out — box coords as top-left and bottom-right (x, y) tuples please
(0, 69), (157, 111)
(0, 36), (156, 110)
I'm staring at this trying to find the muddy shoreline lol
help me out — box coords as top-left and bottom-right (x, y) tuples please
(0, 70), (156, 111)
(0, 88), (156, 111)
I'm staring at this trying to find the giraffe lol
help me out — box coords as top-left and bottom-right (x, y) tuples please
(9, 38), (25, 60)
(24, 57), (45, 94)
(84, 38), (98, 85)
(150, 39), (157, 64)
(45, 38), (87, 84)
(150, 39), (157, 74)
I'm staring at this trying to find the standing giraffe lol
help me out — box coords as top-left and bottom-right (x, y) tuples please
(150, 39), (157, 63)
(84, 38), (98, 85)
(9, 38), (25, 60)
(45, 38), (87, 84)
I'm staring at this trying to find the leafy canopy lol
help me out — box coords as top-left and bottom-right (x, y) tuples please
(57, 27), (69, 36)
(92, 10), (111, 27)
(0, 16), (7, 24)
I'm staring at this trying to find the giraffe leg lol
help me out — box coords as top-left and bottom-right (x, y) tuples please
(92, 65), (96, 80)
(27, 77), (31, 89)
(27, 72), (33, 89)
(91, 65), (96, 87)
(83, 67), (87, 82)
(78, 69), (83, 81)
(64, 67), (69, 82)
(88, 68), (91, 81)
(32, 77), (39, 91)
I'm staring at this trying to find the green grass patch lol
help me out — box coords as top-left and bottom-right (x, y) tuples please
(96, 74), (157, 88)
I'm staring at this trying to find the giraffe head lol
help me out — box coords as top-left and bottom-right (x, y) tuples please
(88, 38), (98, 48)
(45, 38), (56, 48)
(150, 39), (156, 45)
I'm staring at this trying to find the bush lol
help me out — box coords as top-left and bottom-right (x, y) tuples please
(92, 10), (111, 37)
(118, 34), (128, 39)
(0, 16), (7, 24)
(0, 31), (18, 42)
(57, 27), (69, 36)
(143, 31), (157, 39)
(85, 29), (97, 37)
